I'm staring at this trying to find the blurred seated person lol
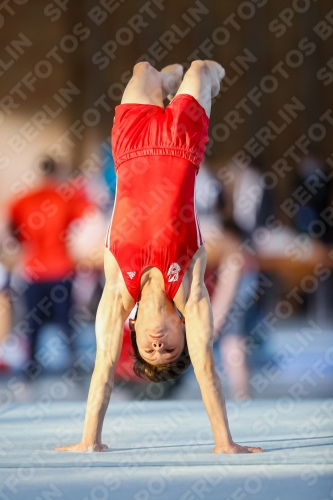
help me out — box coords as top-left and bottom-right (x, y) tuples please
(0, 216), (15, 369)
(195, 163), (243, 336)
(294, 144), (332, 244)
(5, 157), (94, 376)
(0, 261), (11, 350)
(196, 156), (273, 399)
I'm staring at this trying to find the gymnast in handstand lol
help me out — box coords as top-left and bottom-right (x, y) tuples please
(56, 60), (264, 454)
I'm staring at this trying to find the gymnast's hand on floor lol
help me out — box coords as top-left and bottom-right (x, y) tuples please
(55, 443), (108, 452)
(213, 442), (264, 454)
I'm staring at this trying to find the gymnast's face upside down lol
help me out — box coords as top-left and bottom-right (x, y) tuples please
(129, 299), (191, 383)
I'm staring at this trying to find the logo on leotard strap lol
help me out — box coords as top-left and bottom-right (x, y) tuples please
(167, 263), (181, 282)
(127, 272), (136, 279)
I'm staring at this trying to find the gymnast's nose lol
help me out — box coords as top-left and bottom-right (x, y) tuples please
(152, 340), (163, 349)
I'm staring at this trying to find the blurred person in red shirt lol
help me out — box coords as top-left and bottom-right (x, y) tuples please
(6, 157), (93, 376)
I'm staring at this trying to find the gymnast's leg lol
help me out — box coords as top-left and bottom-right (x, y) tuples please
(121, 62), (183, 107)
(173, 60), (225, 117)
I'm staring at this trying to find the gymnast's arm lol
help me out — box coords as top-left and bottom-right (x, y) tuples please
(183, 250), (264, 454)
(55, 272), (129, 452)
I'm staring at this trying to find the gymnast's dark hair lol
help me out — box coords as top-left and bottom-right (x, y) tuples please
(129, 310), (191, 383)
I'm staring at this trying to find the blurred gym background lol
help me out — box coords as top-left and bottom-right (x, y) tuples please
(0, 0), (332, 406)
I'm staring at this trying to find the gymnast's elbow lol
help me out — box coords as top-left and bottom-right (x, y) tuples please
(94, 343), (122, 371)
(190, 345), (215, 376)
(193, 359), (217, 383)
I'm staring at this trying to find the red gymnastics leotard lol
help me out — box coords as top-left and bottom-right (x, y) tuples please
(105, 94), (210, 302)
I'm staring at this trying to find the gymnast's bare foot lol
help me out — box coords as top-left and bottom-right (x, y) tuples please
(203, 60), (225, 98)
(55, 442), (108, 452)
(213, 442), (264, 454)
(160, 63), (184, 100)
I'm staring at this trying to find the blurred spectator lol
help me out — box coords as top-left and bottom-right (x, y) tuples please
(196, 157), (273, 399)
(195, 164), (243, 337)
(5, 157), (94, 376)
(67, 146), (116, 315)
(294, 145), (332, 243)
(0, 262), (11, 345)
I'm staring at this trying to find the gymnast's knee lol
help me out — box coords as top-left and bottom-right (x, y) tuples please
(189, 60), (209, 73)
(133, 61), (157, 76)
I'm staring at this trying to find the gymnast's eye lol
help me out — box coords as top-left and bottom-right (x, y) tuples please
(145, 350), (154, 354)
(165, 349), (175, 353)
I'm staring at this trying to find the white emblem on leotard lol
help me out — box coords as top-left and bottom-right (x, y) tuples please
(167, 263), (181, 282)
(127, 272), (136, 279)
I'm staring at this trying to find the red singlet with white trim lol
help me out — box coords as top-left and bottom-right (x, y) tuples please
(105, 94), (210, 302)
